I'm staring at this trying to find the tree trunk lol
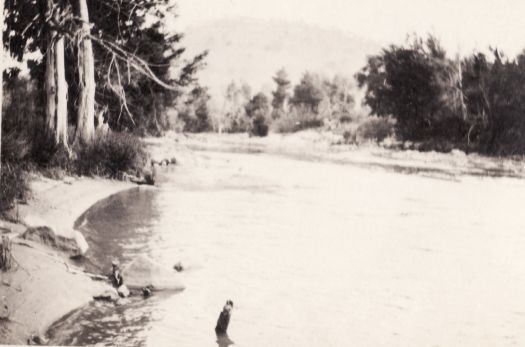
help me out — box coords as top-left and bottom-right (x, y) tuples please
(0, 235), (12, 271)
(45, 0), (69, 147)
(45, 34), (57, 133)
(0, 0), (4, 176)
(76, 0), (95, 143)
(55, 37), (68, 145)
(45, 36), (69, 146)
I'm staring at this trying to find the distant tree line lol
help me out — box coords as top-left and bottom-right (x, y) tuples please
(205, 34), (525, 156)
(215, 69), (356, 136)
(357, 35), (525, 155)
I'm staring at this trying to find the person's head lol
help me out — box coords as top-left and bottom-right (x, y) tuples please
(112, 260), (120, 271)
(224, 300), (233, 311)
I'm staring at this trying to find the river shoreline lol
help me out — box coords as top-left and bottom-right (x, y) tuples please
(2, 130), (525, 345)
(149, 130), (525, 180)
(0, 175), (135, 344)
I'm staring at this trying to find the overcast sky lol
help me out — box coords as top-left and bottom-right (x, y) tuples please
(175, 0), (525, 57)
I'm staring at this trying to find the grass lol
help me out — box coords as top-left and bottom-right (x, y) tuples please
(74, 130), (148, 179)
(0, 162), (29, 212)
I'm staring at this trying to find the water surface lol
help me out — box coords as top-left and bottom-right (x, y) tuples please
(49, 150), (525, 347)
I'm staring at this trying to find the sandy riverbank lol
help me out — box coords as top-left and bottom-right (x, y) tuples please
(148, 130), (525, 180)
(0, 175), (135, 344)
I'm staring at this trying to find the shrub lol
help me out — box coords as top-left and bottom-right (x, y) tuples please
(29, 124), (71, 168)
(356, 117), (396, 143)
(0, 162), (29, 212)
(245, 92), (271, 137)
(342, 128), (357, 144)
(74, 131), (147, 178)
(250, 115), (269, 137)
(272, 106), (323, 133)
(1, 131), (30, 164)
(222, 114), (250, 133)
(178, 86), (212, 133)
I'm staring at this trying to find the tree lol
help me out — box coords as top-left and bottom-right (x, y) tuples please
(290, 72), (324, 114)
(220, 81), (251, 133)
(245, 92), (270, 136)
(356, 35), (465, 141)
(88, 0), (207, 134)
(462, 50), (525, 154)
(75, 0), (95, 143)
(5, 0), (71, 147)
(177, 85), (211, 132)
(5, 0), (207, 140)
(0, 0), (4, 176)
(271, 68), (291, 119)
(44, 0), (69, 147)
(321, 74), (355, 123)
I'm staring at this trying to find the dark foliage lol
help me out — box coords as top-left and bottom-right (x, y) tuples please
(462, 51), (525, 155)
(178, 85), (212, 132)
(290, 72), (325, 113)
(88, 0), (208, 133)
(0, 162), (29, 212)
(356, 36), (466, 142)
(245, 93), (270, 137)
(74, 131), (147, 178)
(271, 68), (291, 119)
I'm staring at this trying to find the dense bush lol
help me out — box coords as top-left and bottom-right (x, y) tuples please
(356, 117), (396, 143)
(219, 81), (252, 133)
(251, 116), (269, 137)
(1, 131), (30, 164)
(75, 131), (147, 178)
(356, 35), (465, 142)
(245, 93), (271, 137)
(461, 51), (525, 155)
(0, 162), (29, 212)
(177, 86), (212, 133)
(272, 106), (323, 133)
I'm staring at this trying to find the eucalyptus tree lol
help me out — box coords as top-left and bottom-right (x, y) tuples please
(5, 0), (207, 144)
(0, 0), (4, 175)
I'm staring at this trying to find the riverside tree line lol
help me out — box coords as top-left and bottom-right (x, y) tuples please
(195, 35), (525, 158)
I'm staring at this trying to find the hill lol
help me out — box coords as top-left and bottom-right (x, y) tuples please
(182, 18), (381, 104)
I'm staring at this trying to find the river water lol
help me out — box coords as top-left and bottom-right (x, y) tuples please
(48, 149), (525, 347)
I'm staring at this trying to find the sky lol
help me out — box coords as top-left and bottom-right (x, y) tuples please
(174, 0), (525, 57)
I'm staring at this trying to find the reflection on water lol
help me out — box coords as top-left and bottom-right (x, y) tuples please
(74, 188), (160, 273)
(48, 296), (158, 346)
(48, 151), (525, 347)
(216, 334), (234, 347)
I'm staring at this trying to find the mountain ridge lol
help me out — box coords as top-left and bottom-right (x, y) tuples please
(182, 18), (381, 103)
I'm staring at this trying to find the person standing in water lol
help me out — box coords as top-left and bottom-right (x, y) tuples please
(110, 260), (124, 288)
(215, 300), (234, 336)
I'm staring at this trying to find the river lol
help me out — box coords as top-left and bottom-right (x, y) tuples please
(47, 148), (525, 347)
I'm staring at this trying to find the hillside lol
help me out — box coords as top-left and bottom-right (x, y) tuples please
(182, 18), (380, 103)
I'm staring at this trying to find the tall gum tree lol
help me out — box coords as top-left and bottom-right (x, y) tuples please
(0, 0), (4, 175)
(75, 0), (95, 143)
(45, 0), (69, 147)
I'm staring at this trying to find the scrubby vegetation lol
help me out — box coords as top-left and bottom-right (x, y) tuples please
(0, 162), (29, 212)
(74, 132), (148, 178)
(0, 77), (150, 211)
